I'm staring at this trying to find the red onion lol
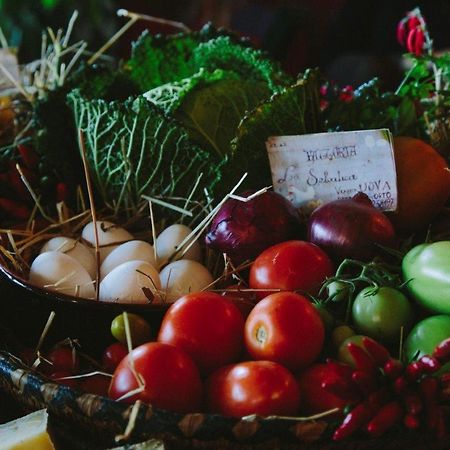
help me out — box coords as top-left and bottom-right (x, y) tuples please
(205, 191), (302, 264)
(307, 193), (395, 262)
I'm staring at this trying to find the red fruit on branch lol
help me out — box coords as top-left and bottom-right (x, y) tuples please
(406, 27), (425, 56)
(396, 17), (408, 46)
(362, 337), (390, 366)
(366, 401), (403, 437)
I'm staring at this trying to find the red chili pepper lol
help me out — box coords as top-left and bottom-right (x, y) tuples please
(403, 392), (423, 415)
(383, 358), (404, 379)
(321, 376), (359, 402)
(346, 342), (377, 375)
(403, 412), (420, 430)
(396, 17), (408, 46)
(407, 15), (421, 30)
(406, 27), (425, 56)
(362, 337), (390, 366)
(419, 355), (441, 373)
(427, 404), (447, 438)
(333, 402), (374, 441)
(366, 401), (403, 437)
(419, 376), (438, 405)
(406, 360), (427, 380)
(393, 375), (409, 395)
(351, 370), (377, 396)
(432, 338), (450, 363)
(367, 386), (389, 410)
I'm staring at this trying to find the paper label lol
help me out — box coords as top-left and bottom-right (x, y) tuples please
(266, 129), (397, 211)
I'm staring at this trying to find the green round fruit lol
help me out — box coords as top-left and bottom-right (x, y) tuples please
(403, 242), (450, 314)
(111, 313), (152, 347)
(352, 286), (413, 343)
(404, 315), (450, 362)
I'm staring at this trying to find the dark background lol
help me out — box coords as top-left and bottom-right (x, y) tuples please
(0, 0), (448, 90)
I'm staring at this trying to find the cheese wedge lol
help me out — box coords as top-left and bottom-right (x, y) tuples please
(0, 409), (55, 450)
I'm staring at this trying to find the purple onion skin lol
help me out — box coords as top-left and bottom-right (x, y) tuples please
(307, 193), (396, 263)
(205, 191), (303, 264)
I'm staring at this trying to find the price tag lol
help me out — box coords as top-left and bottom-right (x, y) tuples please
(266, 129), (398, 211)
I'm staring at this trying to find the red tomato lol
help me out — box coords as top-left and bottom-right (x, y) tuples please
(206, 360), (300, 417)
(297, 362), (355, 415)
(157, 292), (245, 374)
(41, 347), (79, 374)
(244, 291), (325, 371)
(79, 374), (111, 396)
(109, 342), (202, 413)
(102, 342), (128, 373)
(249, 240), (334, 297)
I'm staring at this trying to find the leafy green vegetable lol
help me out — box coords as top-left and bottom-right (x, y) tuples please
(146, 69), (271, 159)
(191, 36), (292, 92)
(222, 69), (322, 190)
(126, 24), (290, 94)
(126, 24), (237, 92)
(67, 90), (221, 215)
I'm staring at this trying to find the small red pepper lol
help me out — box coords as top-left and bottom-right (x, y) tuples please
(406, 27), (425, 56)
(383, 358), (404, 379)
(321, 376), (359, 402)
(333, 402), (373, 441)
(419, 376), (438, 405)
(432, 338), (450, 363)
(392, 375), (409, 395)
(366, 400), (403, 437)
(403, 412), (420, 430)
(362, 337), (390, 366)
(396, 17), (408, 46)
(406, 360), (427, 380)
(419, 355), (441, 373)
(346, 342), (377, 375)
(351, 370), (377, 396)
(403, 392), (423, 415)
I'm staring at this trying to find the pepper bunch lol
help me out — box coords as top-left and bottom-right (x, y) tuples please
(323, 337), (450, 441)
(396, 8), (429, 56)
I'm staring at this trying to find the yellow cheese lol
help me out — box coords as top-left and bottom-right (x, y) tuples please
(0, 409), (55, 450)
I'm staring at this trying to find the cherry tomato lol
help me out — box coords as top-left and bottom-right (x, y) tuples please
(102, 342), (128, 373)
(111, 313), (152, 347)
(206, 361), (300, 417)
(79, 374), (111, 396)
(41, 346), (79, 374)
(109, 342), (202, 413)
(352, 287), (413, 343)
(297, 362), (354, 415)
(249, 240), (334, 298)
(157, 292), (244, 374)
(244, 291), (325, 371)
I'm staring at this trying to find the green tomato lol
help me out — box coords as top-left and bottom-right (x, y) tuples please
(403, 242), (450, 314)
(331, 325), (355, 349)
(352, 286), (413, 343)
(111, 313), (152, 347)
(404, 315), (450, 363)
(327, 280), (351, 302)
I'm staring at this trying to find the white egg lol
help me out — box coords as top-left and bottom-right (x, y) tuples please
(100, 240), (157, 279)
(41, 236), (97, 279)
(29, 251), (95, 299)
(160, 259), (214, 303)
(155, 224), (202, 265)
(99, 260), (161, 304)
(81, 220), (133, 262)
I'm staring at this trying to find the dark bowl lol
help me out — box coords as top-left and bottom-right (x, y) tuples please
(0, 264), (169, 355)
